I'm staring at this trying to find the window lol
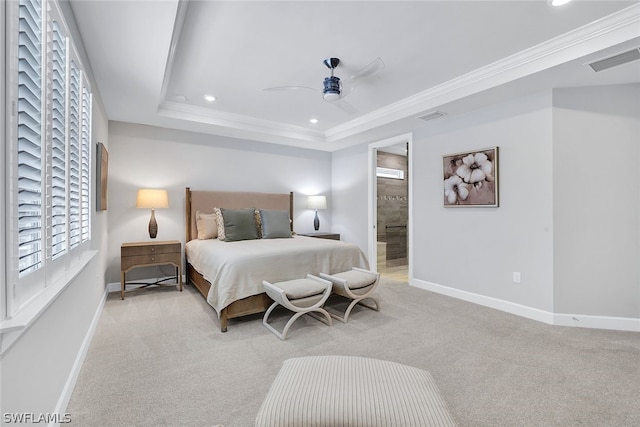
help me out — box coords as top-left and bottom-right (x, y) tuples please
(68, 59), (80, 249)
(80, 87), (91, 243)
(5, 0), (93, 317)
(16, 0), (44, 279)
(49, 20), (67, 260)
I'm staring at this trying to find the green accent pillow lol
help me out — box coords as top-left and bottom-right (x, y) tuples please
(220, 208), (260, 242)
(259, 209), (292, 239)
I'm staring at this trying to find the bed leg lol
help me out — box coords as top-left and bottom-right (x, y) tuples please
(220, 309), (229, 333)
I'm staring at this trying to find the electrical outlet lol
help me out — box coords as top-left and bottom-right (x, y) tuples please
(512, 272), (521, 283)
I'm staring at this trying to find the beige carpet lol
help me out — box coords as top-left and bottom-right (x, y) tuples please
(66, 279), (640, 426)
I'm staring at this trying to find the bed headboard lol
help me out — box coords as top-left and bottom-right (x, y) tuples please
(185, 187), (294, 242)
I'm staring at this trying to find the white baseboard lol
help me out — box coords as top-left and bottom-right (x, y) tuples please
(411, 278), (639, 333)
(553, 313), (640, 332)
(106, 281), (120, 293)
(53, 285), (108, 426)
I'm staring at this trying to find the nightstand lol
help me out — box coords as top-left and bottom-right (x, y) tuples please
(120, 240), (182, 299)
(298, 232), (341, 241)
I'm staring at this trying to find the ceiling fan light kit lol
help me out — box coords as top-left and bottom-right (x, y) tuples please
(263, 56), (384, 114)
(323, 57), (342, 101)
(323, 76), (341, 100)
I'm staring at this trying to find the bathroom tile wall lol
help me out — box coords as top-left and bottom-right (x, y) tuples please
(377, 151), (408, 261)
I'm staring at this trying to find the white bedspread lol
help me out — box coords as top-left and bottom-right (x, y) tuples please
(185, 235), (369, 315)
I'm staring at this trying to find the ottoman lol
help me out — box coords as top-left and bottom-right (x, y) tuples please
(255, 355), (456, 426)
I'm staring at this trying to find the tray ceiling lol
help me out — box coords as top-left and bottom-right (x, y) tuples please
(70, 1), (640, 151)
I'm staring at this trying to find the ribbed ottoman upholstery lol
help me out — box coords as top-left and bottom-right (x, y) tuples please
(255, 355), (456, 426)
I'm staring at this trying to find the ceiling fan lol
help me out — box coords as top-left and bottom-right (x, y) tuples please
(264, 57), (384, 114)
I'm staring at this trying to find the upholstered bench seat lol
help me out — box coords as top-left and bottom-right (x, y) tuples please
(320, 267), (381, 323)
(262, 275), (333, 340)
(326, 269), (377, 290)
(274, 277), (327, 301)
(255, 355), (456, 426)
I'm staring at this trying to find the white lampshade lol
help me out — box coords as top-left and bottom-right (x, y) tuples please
(307, 195), (327, 210)
(136, 189), (169, 209)
(136, 189), (168, 239)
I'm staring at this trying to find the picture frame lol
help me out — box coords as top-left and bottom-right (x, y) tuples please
(443, 146), (498, 207)
(96, 142), (108, 211)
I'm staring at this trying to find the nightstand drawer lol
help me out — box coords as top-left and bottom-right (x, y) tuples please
(121, 252), (180, 271)
(121, 241), (180, 256)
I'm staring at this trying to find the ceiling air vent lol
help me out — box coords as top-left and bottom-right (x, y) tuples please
(588, 48), (640, 72)
(417, 111), (446, 122)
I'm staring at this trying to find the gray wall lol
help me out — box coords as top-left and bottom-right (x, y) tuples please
(412, 91), (555, 312)
(106, 122), (333, 284)
(331, 85), (639, 321)
(331, 143), (370, 253)
(553, 84), (640, 318)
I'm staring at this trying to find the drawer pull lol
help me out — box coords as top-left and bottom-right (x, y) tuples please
(151, 257), (155, 261)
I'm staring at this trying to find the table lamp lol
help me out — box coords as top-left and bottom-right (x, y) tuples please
(136, 189), (169, 238)
(307, 195), (327, 231)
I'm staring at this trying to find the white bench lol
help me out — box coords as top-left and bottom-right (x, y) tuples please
(320, 267), (381, 323)
(262, 275), (333, 340)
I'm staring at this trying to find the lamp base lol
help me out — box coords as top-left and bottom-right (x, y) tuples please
(149, 209), (158, 239)
(313, 209), (320, 231)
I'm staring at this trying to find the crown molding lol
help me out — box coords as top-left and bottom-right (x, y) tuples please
(158, 0), (188, 105)
(158, 4), (640, 150)
(324, 3), (640, 144)
(157, 101), (327, 146)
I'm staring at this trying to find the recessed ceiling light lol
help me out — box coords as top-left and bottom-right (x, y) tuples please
(204, 94), (216, 102)
(309, 118), (319, 124)
(551, 0), (572, 6)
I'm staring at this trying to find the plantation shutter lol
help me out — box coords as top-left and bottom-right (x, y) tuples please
(68, 59), (80, 249)
(17, 0), (44, 277)
(48, 19), (67, 259)
(7, 0), (94, 318)
(80, 86), (91, 242)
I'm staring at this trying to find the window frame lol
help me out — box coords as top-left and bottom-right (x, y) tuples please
(3, 0), (94, 325)
(1, 0), (8, 323)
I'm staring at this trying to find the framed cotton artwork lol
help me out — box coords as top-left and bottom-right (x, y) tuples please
(443, 146), (498, 207)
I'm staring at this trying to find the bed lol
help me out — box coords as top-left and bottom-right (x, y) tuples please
(185, 188), (369, 332)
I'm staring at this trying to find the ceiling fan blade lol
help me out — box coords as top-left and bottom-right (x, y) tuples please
(340, 79), (357, 98)
(263, 85), (317, 92)
(327, 97), (358, 115)
(348, 57), (385, 80)
(265, 57), (378, 114)
(339, 57), (384, 99)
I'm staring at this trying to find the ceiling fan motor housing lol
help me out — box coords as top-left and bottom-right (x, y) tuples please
(323, 57), (340, 69)
(323, 76), (341, 100)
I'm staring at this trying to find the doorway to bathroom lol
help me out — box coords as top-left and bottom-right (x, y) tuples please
(368, 134), (412, 283)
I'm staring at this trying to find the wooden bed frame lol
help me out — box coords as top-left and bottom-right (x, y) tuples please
(185, 187), (294, 332)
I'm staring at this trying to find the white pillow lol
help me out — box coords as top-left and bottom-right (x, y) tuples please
(214, 207), (226, 241)
(195, 210), (218, 239)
